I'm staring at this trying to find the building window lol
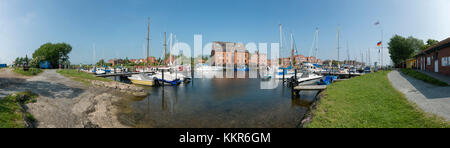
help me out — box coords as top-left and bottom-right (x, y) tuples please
(443, 57), (449, 67)
(427, 57), (431, 65)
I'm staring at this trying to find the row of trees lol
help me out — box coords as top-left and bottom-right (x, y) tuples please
(13, 42), (73, 68)
(388, 35), (438, 66)
(14, 55), (30, 67)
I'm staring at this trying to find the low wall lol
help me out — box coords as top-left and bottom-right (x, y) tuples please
(90, 80), (148, 97)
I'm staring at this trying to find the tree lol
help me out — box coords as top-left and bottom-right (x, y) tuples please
(14, 57), (19, 67)
(388, 35), (424, 66)
(96, 59), (106, 66)
(123, 57), (130, 65)
(421, 39), (439, 51)
(32, 42), (72, 68)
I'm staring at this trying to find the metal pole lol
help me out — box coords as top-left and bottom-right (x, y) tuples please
(162, 69), (165, 87)
(147, 17), (150, 70)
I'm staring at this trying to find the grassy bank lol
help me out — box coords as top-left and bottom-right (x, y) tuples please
(56, 69), (111, 85)
(13, 68), (43, 76)
(0, 91), (37, 128)
(400, 69), (448, 86)
(306, 71), (449, 128)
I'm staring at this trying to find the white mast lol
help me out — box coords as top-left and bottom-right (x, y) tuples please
(93, 44), (96, 65)
(290, 32), (294, 66)
(315, 27), (319, 64)
(337, 25), (340, 68)
(279, 24), (283, 66)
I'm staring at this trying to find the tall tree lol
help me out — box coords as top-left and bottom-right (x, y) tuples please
(388, 35), (424, 66)
(32, 42), (72, 68)
(421, 39), (439, 51)
(96, 59), (106, 66)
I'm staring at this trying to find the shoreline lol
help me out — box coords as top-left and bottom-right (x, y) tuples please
(1, 68), (145, 128)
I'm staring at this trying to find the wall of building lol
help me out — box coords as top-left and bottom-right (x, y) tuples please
(437, 46), (450, 75)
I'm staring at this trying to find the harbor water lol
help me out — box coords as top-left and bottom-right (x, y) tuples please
(113, 72), (320, 127)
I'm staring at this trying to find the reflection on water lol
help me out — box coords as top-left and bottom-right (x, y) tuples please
(118, 76), (319, 128)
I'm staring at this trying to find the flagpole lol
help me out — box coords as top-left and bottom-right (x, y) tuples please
(381, 29), (383, 68)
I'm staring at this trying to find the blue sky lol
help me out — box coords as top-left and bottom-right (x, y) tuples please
(1, 0), (449, 65)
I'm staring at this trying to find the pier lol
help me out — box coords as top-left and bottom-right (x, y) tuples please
(292, 85), (327, 98)
(94, 72), (155, 77)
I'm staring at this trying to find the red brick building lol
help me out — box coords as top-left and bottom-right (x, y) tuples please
(415, 37), (450, 76)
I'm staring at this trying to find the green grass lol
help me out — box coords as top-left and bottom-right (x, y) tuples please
(13, 68), (43, 76)
(0, 91), (38, 128)
(56, 69), (111, 85)
(400, 69), (448, 86)
(306, 71), (449, 128)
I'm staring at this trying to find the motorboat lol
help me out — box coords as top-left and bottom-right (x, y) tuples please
(263, 67), (299, 79)
(128, 74), (155, 86)
(297, 72), (323, 83)
(95, 68), (106, 75)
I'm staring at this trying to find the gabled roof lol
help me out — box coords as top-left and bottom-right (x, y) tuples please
(418, 37), (450, 55)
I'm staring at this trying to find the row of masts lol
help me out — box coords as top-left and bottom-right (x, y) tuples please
(146, 17), (174, 68)
(146, 20), (379, 68)
(278, 23), (382, 68)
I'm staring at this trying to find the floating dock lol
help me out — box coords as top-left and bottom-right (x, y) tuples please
(292, 85), (327, 98)
(94, 72), (155, 77)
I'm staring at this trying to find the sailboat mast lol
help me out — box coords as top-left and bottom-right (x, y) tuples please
(315, 27), (319, 64)
(147, 17), (150, 68)
(337, 25), (340, 64)
(291, 33), (294, 66)
(347, 41), (350, 64)
(164, 32), (167, 66)
(279, 24), (283, 66)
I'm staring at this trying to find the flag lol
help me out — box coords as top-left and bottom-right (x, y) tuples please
(377, 41), (382, 47)
(374, 21), (380, 26)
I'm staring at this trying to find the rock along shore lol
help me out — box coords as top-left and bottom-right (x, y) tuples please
(89, 80), (148, 97)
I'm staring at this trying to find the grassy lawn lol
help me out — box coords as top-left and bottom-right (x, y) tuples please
(0, 91), (37, 128)
(400, 69), (448, 86)
(13, 67), (43, 76)
(306, 71), (449, 128)
(56, 69), (111, 85)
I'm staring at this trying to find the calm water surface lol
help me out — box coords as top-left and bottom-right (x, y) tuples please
(113, 71), (318, 128)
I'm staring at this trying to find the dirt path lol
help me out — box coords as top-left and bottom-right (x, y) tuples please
(0, 68), (129, 128)
(388, 70), (450, 121)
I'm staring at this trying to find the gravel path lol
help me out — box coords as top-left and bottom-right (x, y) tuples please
(0, 69), (129, 128)
(388, 70), (450, 121)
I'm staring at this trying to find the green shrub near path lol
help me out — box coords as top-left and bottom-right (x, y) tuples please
(13, 68), (43, 76)
(400, 69), (448, 86)
(56, 69), (111, 85)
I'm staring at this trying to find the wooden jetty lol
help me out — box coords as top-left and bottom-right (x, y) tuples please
(292, 85), (327, 98)
(294, 85), (327, 93)
(94, 72), (155, 77)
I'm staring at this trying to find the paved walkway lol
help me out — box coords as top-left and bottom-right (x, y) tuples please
(388, 70), (450, 121)
(414, 69), (450, 85)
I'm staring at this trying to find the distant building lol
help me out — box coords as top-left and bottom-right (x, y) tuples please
(108, 59), (123, 66)
(249, 52), (268, 66)
(211, 41), (248, 66)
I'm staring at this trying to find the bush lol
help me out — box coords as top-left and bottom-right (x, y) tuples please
(400, 69), (448, 86)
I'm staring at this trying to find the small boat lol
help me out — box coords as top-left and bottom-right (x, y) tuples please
(95, 69), (106, 75)
(297, 71), (323, 83)
(263, 67), (299, 79)
(128, 74), (155, 86)
(317, 76), (337, 85)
